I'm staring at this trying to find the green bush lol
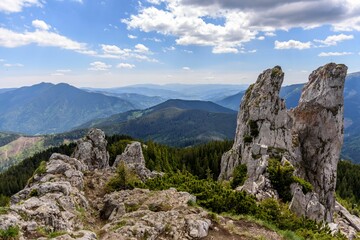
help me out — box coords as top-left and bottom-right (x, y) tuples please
(0, 195), (10, 207)
(144, 171), (257, 215)
(106, 162), (143, 192)
(293, 176), (313, 194)
(243, 135), (253, 143)
(267, 158), (294, 202)
(0, 225), (19, 239)
(230, 164), (247, 189)
(34, 161), (47, 175)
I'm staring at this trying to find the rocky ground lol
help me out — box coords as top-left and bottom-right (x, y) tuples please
(0, 129), (283, 240)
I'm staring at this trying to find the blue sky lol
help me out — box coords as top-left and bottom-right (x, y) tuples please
(0, 0), (359, 88)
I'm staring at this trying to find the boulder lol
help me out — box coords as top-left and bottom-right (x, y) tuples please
(72, 128), (109, 170)
(113, 142), (163, 182)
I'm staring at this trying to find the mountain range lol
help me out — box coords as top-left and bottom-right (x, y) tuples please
(78, 99), (237, 147)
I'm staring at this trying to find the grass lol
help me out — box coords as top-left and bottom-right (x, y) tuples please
(0, 226), (20, 240)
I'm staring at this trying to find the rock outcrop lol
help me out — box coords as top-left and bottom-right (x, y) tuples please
(219, 63), (348, 223)
(0, 129), (211, 239)
(100, 188), (211, 239)
(219, 66), (293, 200)
(291, 63), (347, 222)
(72, 128), (109, 170)
(113, 141), (163, 182)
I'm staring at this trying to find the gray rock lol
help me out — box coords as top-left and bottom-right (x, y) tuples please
(219, 66), (292, 198)
(72, 128), (109, 170)
(219, 63), (348, 223)
(292, 63), (347, 222)
(113, 142), (163, 182)
(100, 188), (211, 239)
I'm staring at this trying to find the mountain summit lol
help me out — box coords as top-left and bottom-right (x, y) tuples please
(0, 83), (135, 134)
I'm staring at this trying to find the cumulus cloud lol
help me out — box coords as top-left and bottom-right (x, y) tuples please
(32, 19), (51, 31)
(117, 63), (135, 69)
(128, 34), (137, 39)
(0, 21), (95, 56)
(88, 61), (112, 71)
(98, 44), (157, 62)
(0, 0), (41, 13)
(314, 34), (354, 47)
(134, 43), (149, 53)
(318, 52), (353, 57)
(122, 0), (360, 54)
(274, 40), (312, 50)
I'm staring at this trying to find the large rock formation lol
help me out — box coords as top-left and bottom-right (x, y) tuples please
(219, 66), (293, 199)
(291, 63), (347, 222)
(72, 128), (109, 170)
(113, 142), (163, 182)
(219, 63), (347, 223)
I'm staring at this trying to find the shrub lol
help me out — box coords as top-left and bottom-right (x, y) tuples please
(267, 158), (295, 202)
(293, 176), (313, 194)
(230, 164), (247, 189)
(248, 120), (259, 138)
(243, 135), (253, 143)
(106, 162), (143, 192)
(0, 195), (10, 207)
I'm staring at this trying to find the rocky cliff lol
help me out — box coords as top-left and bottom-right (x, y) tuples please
(219, 63), (353, 228)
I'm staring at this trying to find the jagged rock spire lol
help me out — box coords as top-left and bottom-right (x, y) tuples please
(219, 63), (347, 223)
(292, 63), (347, 222)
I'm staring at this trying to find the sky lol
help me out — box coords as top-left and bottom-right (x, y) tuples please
(0, 0), (359, 88)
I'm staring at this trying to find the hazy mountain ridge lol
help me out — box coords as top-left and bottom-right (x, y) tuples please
(0, 83), (136, 135)
(78, 99), (237, 147)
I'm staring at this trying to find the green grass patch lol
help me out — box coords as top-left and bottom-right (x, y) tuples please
(0, 225), (20, 240)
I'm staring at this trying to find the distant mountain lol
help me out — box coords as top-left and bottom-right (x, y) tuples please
(77, 99), (237, 147)
(84, 91), (166, 110)
(85, 84), (248, 101)
(0, 88), (16, 94)
(0, 83), (135, 134)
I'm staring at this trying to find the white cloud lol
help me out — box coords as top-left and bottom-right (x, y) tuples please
(258, 36), (265, 40)
(0, 22), (95, 56)
(123, 0), (360, 54)
(314, 34), (354, 47)
(88, 61), (112, 71)
(134, 43), (149, 53)
(128, 34), (137, 39)
(32, 19), (51, 31)
(264, 32), (276, 37)
(98, 44), (157, 62)
(182, 67), (191, 70)
(274, 40), (312, 50)
(0, 59), (4, 62)
(117, 63), (135, 69)
(0, 0), (41, 13)
(318, 52), (353, 57)
(51, 72), (64, 76)
(4, 63), (23, 67)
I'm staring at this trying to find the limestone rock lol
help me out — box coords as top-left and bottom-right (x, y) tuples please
(219, 66), (292, 198)
(289, 184), (326, 222)
(113, 142), (163, 182)
(72, 128), (109, 170)
(292, 63), (347, 222)
(219, 63), (348, 223)
(100, 188), (210, 239)
(1, 153), (89, 238)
